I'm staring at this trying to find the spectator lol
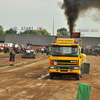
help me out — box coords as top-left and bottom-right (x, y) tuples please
(41, 47), (44, 54)
(38, 48), (41, 53)
(27, 42), (31, 46)
(46, 46), (50, 55)
(9, 49), (13, 66)
(33, 48), (36, 54)
(12, 50), (15, 66)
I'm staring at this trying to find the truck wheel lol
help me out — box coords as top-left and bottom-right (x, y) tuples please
(80, 73), (82, 78)
(30, 52), (34, 58)
(76, 74), (80, 80)
(50, 73), (54, 79)
(80, 67), (83, 78)
(34, 56), (35, 59)
(23, 52), (27, 58)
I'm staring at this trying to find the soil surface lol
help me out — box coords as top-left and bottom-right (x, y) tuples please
(0, 55), (100, 100)
(0, 53), (47, 67)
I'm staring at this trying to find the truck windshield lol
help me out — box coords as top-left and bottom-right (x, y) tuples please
(51, 45), (79, 57)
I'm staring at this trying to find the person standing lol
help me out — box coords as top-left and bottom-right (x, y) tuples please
(46, 46), (50, 55)
(38, 48), (41, 54)
(9, 50), (15, 66)
(41, 47), (44, 54)
(9, 49), (13, 66)
(12, 50), (15, 66)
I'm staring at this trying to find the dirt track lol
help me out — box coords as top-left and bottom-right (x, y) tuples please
(0, 55), (100, 100)
(0, 53), (47, 67)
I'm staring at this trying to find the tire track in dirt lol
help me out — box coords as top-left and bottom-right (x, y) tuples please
(4, 59), (48, 72)
(0, 56), (100, 100)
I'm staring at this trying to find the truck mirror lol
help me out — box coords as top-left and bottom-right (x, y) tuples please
(81, 48), (84, 53)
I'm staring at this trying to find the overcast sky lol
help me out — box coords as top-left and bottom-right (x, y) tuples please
(0, 0), (100, 37)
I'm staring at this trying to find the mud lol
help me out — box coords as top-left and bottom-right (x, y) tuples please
(0, 55), (100, 100)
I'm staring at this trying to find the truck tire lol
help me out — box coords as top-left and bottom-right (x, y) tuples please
(22, 55), (23, 58)
(76, 74), (80, 80)
(4, 48), (6, 53)
(23, 52), (26, 58)
(34, 56), (35, 59)
(50, 73), (54, 79)
(30, 52), (35, 58)
(30, 52), (33, 58)
(80, 67), (83, 78)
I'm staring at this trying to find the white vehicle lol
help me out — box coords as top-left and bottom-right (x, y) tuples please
(22, 45), (35, 58)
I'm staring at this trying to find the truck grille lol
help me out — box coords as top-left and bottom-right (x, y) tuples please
(52, 60), (77, 66)
(59, 67), (74, 69)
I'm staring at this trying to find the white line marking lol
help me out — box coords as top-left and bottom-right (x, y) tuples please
(36, 83), (42, 86)
(30, 93), (37, 98)
(30, 83), (46, 99)
(5, 59), (48, 72)
(41, 84), (46, 89)
(8, 91), (24, 100)
(38, 73), (49, 80)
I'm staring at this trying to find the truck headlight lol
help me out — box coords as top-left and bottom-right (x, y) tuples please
(70, 60), (77, 63)
(74, 67), (79, 70)
(49, 66), (55, 69)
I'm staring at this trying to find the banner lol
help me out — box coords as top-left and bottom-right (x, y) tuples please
(76, 83), (91, 100)
(73, 29), (99, 32)
(13, 26), (43, 31)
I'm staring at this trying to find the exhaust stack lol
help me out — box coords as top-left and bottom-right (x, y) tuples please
(57, 29), (59, 38)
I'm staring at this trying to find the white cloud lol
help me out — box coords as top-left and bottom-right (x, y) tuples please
(0, 0), (100, 37)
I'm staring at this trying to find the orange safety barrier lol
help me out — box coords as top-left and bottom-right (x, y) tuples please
(98, 55), (100, 60)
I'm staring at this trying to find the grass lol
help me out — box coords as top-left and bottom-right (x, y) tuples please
(0, 52), (48, 69)
(0, 52), (10, 54)
(13, 63), (23, 66)
(0, 65), (10, 69)
(0, 63), (23, 69)
(28, 58), (40, 62)
(0, 58), (42, 69)
(36, 53), (46, 54)
(0, 52), (46, 55)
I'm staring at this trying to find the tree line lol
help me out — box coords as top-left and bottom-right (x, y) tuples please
(0, 25), (70, 37)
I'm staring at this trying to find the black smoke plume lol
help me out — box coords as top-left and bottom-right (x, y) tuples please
(60, 0), (100, 38)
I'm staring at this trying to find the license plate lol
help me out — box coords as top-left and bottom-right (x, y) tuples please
(60, 70), (68, 72)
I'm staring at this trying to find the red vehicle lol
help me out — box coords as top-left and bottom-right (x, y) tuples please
(84, 44), (92, 55)
(0, 46), (4, 52)
(0, 43), (4, 52)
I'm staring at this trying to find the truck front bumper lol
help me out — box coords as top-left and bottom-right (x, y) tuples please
(49, 66), (81, 74)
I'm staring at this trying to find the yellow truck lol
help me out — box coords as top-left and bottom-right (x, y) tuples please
(49, 38), (90, 80)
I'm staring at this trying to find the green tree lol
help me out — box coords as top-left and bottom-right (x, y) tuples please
(59, 28), (70, 36)
(41, 29), (50, 35)
(5, 28), (17, 34)
(19, 30), (41, 35)
(19, 29), (50, 35)
(0, 25), (5, 36)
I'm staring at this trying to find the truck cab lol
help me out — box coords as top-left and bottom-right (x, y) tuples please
(49, 38), (90, 80)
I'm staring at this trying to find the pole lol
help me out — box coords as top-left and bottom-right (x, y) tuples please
(81, 40), (82, 47)
(53, 17), (54, 42)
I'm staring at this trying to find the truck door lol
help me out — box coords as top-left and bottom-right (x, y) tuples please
(84, 63), (90, 74)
